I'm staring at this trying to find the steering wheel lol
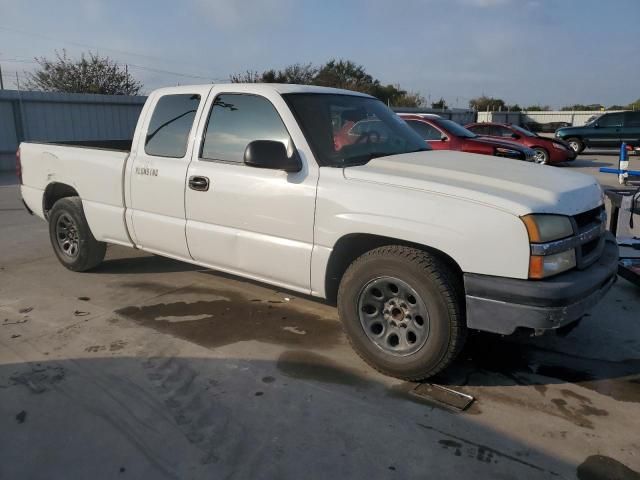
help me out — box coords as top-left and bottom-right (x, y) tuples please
(355, 130), (381, 144)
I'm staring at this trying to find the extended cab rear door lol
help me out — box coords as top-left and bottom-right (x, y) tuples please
(126, 86), (211, 259)
(184, 87), (318, 293)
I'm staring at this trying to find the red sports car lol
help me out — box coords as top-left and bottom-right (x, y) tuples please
(464, 122), (576, 165)
(399, 114), (535, 162)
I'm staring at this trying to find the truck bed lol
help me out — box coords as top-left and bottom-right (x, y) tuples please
(19, 141), (132, 247)
(34, 138), (133, 152)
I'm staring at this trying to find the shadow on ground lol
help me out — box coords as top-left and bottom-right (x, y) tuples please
(3, 355), (636, 480)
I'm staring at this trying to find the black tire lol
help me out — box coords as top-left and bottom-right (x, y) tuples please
(566, 137), (584, 154)
(48, 197), (106, 272)
(337, 246), (466, 381)
(532, 147), (549, 165)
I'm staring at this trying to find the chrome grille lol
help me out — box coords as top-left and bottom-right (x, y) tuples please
(571, 205), (606, 269)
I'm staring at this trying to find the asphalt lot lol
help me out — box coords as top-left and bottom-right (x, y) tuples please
(1, 151), (639, 480)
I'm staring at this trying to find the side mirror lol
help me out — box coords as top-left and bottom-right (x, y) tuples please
(593, 123), (599, 128)
(440, 134), (448, 141)
(244, 140), (302, 173)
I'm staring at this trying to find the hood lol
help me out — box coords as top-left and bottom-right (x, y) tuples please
(343, 150), (602, 216)
(555, 125), (584, 136)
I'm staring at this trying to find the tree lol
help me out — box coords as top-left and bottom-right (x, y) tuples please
(230, 59), (424, 107)
(560, 103), (603, 111)
(469, 95), (505, 111)
(431, 97), (447, 110)
(392, 91), (425, 108)
(229, 70), (264, 83)
(507, 104), (522, 112)
(24, 50), (142, 95)
(524, 105), (551, 111)
(314, 59), (375, 91)
(231, 63), (318, 84)
(628, 99), (640, 110)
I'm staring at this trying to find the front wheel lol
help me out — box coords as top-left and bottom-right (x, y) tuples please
(48, 197), (106, 272)
(566, 137), (584, 154)
(533, 147), (549, 165)
(337, 246), (466, 381)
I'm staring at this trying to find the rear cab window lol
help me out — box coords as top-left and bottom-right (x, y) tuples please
(145, 94), (201, 158)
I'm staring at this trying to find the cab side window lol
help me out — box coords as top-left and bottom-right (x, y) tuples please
(599, 113), (624, 128)
(145, 94), (201, 158)
(406, 120), (442, 140)
(469, 125), (489, 136)
(201, 94), (291, 163)
(491, 126), (514, 137)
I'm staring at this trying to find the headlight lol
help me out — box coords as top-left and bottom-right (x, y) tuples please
(495, 147), (520, 157)
(521, 214), (576, 279)
(521, 214), (573, 242)
(528, 249), (577, 279)
(552, 142), (567, 151)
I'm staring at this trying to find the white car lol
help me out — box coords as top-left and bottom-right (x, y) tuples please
(17, 84), (618, 380)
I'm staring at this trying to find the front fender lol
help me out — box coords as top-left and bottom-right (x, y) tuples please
(312, 171), (531, 297)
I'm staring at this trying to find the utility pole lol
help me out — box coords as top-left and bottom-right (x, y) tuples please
(0, 63), (4, 90)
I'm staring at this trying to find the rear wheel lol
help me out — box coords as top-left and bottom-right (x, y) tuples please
(532, 147), (549, 165)
(337, 246), (466, 381)
(48, 197), (106, 271)
(566, 137), (584, 154)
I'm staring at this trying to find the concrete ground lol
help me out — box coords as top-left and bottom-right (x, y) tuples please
(1, 151), (639, 480)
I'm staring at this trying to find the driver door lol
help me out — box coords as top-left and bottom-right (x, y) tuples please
(591, 112), (624, 148)
(185, 91), (318, 293)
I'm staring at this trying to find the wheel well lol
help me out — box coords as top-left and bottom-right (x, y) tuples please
(43, 182), (79, 219)
(324, 233), (463, 305)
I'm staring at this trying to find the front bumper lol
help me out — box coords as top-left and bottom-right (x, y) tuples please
(464, 234), (618, 335)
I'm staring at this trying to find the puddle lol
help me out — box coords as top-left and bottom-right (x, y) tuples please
(116, 289), (342, 349)
(577, 455), (640, 480)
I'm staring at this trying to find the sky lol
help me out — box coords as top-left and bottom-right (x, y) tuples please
(0, 0), (638, 108)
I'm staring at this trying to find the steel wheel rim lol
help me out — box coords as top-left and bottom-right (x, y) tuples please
(568, 141), (579, 152)
(533, 149), (547, 164)
(55, 213), (80, 258)
(357, 276), (430, 356)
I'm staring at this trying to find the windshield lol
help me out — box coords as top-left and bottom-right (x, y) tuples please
(433, 118), (477, 138)
(585, 115), (601, 125)
(510, 125), (538, 137)
(284, 93), (429, 167)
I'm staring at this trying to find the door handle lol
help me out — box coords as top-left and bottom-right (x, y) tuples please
(188, 175), (210, 192)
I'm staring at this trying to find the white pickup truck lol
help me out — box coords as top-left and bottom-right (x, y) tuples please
(18, 84), (618, 380)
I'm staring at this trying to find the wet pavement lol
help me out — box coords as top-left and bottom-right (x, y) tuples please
(1, 155), (639, 479)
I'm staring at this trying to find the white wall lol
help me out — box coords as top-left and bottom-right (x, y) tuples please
(477, 110), (623, 127)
